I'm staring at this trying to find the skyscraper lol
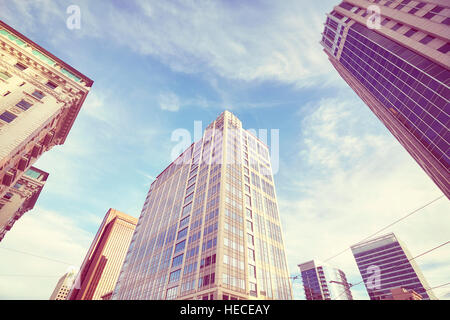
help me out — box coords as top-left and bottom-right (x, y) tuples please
(0, 20), (93, 208)
(351, 233), (436, 300)
(321, 1), (449, 198)
(112, 111), (292, 300)
(49, 269), (77, 300)
(298, 260), (353, 300)
(0, 166), (48, 242)
(68, 209), (137, 300)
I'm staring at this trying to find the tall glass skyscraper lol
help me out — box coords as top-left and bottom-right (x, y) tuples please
(298, 260), (353, 300)
(112, 111), (292, 300)
(321, 1), (449, 198)
(351, 233), (436, 300)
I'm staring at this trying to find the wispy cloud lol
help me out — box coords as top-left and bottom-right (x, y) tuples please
(104, 0), (339, 86)
(278, 97), (450, 299)
(158, 91), (181, 112)
(2, 0), (341, 87)
(0, 207), (93, 299)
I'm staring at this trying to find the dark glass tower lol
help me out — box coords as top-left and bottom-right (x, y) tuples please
(321, 1), (449, 198)
(298, 260), (353, 300)
(351, 233), (436, 300)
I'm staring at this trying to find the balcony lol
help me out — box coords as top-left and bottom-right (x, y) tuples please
(2, 169), (16, 186)
(42, 131), (54, 146)
(17, 155), (30, 171)
(31, 143), (43, 158)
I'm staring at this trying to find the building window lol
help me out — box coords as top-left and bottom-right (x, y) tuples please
(32, 90), (45, 100)
(419, 35), (435, 45)
(381, 18), (391, 26)
(0, 111), (17, 123)
(174, 240), (186, 254)
(404, 28), (418, 37)
(0, 70), (12, 80)
(391, 23), (403, 31)
(3, 192), (13, 200)
(46, 81), (58, 90)
(248, 265), (256, 278)
(408, 2), (426, 14)
(14, 63), (27, 71)
(249, 282), (257, 297)
(172, 254), (184, 268)
(177, 227), (188, 240)
(184, 192), (194, 204)
(16, 99), (33, 111)
(246, 209), (253, 220)
(245, 195), (251, 207)
(247, 220), (253, 232)
(166, 286), (178, 300)
(423, 6), (444, 19)
(169, 269), (181, 283)
(179, 216), (190, 229)
(396, 0), (411, 10)
(247, 233), (254, 246)
(248, 248), (255, 261)
(182, 203), (192, 216)
(437, 43), (450, 54)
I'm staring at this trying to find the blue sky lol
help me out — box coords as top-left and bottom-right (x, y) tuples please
(0, 0), (448, 300)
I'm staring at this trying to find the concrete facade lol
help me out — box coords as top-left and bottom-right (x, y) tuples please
(0, 166), (48, 241)
(0, 20), (93, 205)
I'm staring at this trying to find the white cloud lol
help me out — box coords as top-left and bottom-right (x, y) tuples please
(101, 0), (341, 87)
(158, 92), (181, 112)
(278, 97), (450, 300)
(0, 207), (94, 299)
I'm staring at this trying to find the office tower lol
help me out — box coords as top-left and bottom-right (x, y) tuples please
(49, 269), (77, 300)
(298, 260), (353, 300)
(351, 233), (436, 300)
(112, 111), (292, 300)
(0, 166), (48, 242)
(381, 287), (423, 300)
(68, 209), (137, 300)
(0, 20), (93, 203)
(321, 1), (450, 198)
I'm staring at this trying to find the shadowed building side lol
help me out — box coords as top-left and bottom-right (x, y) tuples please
(68, 209), (137, 300)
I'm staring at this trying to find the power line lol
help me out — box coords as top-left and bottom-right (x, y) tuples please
(0, 247), (74, 266)
(331, 240), (449, 300)
(410, 241), (450, 261)
(427, 282), (450, 291)
(323, 195), (445, 263)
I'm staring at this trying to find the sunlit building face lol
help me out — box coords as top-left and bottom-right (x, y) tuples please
(112, 111), (293, 300)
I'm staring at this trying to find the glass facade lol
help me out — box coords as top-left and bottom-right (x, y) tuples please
(340, 23), (449, 171)
(351, 233), (436, 300)
(112, 111), (292, 300)
(321, 1), (450, 198)
(299, 260), (353, 300)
